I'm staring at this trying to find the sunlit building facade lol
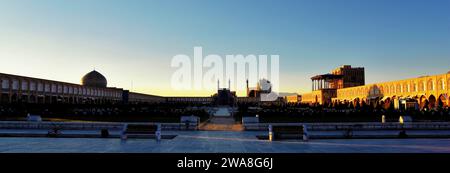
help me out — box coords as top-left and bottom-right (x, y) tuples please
(301, 65), (449, 110)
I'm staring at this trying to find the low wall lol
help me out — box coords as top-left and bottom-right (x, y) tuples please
(244, 122), (450, 131)
(242, 117), (259, 124)
(0, 121), (198, 131)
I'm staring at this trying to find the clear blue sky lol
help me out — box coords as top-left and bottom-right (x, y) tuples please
(0, 0), (449, 96)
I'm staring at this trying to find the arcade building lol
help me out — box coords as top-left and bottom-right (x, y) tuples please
(301, 65), (450, 110)
(0, 70), (275, 106)
(0, 70), (164, 105)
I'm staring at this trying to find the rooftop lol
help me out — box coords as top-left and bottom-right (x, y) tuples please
(311, 74), (343, 80)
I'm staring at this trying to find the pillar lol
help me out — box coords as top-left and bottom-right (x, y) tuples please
(316, 80), (318, 90)
(313, 80), (317, 91)
(318, 79), (321, 90)
(313, 80), (316, 91)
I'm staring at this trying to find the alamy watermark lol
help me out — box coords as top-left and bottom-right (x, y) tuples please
(171, 47), (279, 101)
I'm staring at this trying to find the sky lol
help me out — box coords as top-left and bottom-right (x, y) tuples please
(0, 0), (449, 96)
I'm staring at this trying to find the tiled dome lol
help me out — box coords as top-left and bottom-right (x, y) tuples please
(81, 70), (107, 88)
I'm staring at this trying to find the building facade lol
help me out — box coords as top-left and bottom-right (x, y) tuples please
(302, 65), (364, 105)
(301, 65), (449, 110)
(301, 89), (337, 105)
(285, 94), (301, 103)
(0, 71), (164, 104)
(334, 72), (449, 110)
(331, 65), (365, 88)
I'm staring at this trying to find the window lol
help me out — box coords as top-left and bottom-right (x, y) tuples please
(51, 84), (57, 93)
(2, 79), (9, 89)
(419, 81), (424, 91)
(38, 83), (43, 92)
(21, 81), (28, 90)
(45, 84), (51, 92)
(30, 82), (36, 91)
(12, 80), (19, 90)
(444, 79), (446, 90)
(448, 78), (450, 90)
(427, 80), (434, 91)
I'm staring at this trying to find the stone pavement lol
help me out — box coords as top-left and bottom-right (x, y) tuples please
(1, 130), (450, 153)
(199, 117), (243, 131)
(199, 106), (243, 131)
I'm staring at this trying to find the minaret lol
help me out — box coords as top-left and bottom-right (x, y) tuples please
(246, 79), (249, 97)
(217, 80), (220, 90)
(228, 79), (231, 90)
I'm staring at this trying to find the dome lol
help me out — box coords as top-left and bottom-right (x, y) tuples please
(81, 70), (107, 88)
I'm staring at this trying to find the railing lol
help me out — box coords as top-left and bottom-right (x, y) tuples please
(243, 122), (450, 131)
(0, 121), (198, 131)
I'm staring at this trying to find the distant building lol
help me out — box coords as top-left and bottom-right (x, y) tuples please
(0, 71), (282, 106)
(285, 94), (301, 103)
(246, 79), (272, 98)
(303, 65), (364, 105)
(213, 88), (236, 105)
(0, 70), (164, 104)
(81, 70), (108, 88)
(331, 65), (365, 88)
(301, 65), (449, 110)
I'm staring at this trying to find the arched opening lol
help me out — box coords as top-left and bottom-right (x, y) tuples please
(391, 96), (398, 110)
(372, 97), (382, 109)
(428, 95), (436, 109)
(427, 80), (434, 91)
(383, 97), (391, 110)
(51, 96), (57, 104)
(353, 98), (360, 109)
(348, 101), (354, 109)
(360, 98), (367, 108)
(11, 94), (18, 103)
(332, 100), (338, 108)
(419, 95), (428, 110)
(29, 95), (36, 103)
(37, 96), (44, 104)
(81, 97), (88, 104)
(379, 100), (384, 109)
(20, 94), (29, 103)
(343, 100), (348, 108)
(437, 94), (448, 109)
(56, 96), (64, 104)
